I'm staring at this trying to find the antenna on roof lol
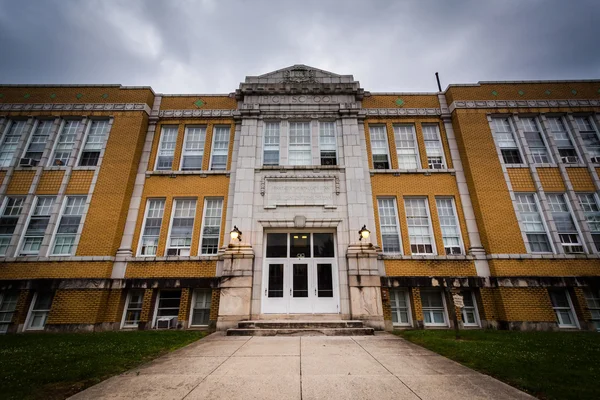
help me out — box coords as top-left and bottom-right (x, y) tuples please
(435, 72), (442, 92)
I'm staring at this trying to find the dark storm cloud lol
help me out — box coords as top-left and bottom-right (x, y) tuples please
(0, 0), (598, 93)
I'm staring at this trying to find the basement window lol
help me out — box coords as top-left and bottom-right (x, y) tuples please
(421, 290), (448, 327)
(583, 289), (600, 331)
(390, 289), (412, 327)
(154, 290), (181, 328)
(549, 290), (578, 328)
(122, 290), (144, 328)
(26, 292), (53, 331)
(0, 291), (18, 334)
(190, 289), (212, 327)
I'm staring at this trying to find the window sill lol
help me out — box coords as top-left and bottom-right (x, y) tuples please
(370, 168), (456, 175)
(72, 166), (98, 171)
(126, 255), (220, 262)
(380, 254), (473, 261)
(488, 253), (599, 259)
(257, 165), (345, 172)
(0, 255), (114, 262)
(146, 170), (230, 177)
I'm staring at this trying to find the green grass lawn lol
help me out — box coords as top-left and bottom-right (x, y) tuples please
(397, 329), (600, 400)
(0, 330), (207, 400)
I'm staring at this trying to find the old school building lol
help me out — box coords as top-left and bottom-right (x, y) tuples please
(0, 65), (599, 334)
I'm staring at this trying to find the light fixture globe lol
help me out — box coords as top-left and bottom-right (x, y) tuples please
(230, 225), (242, 241)
(359, 225), (370, 241)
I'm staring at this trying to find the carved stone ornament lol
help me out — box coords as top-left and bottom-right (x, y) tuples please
(283, 67), (318, 83)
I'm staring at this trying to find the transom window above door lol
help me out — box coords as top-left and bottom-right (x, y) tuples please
(266, 233), (335, 258)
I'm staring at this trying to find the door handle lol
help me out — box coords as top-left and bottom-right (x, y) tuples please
(315, 288), (317, 296)
(290, 288), (292, 296)
(265, 288), (267, 296)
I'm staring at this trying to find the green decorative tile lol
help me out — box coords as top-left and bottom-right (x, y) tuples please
(491, 90), (498, 96)
(545, 90), (551, 95)
(24, 93), (31, 99)
(518, 90), (525, 96)
(50, 93), (57, 99)
(571, 89), (577, 95)
(193, 99), (205, 108)
(76, 93), (83, 99)
(395, 98), (405, 107)
(0, 93), (4, 99)
(102, 93), (108, 99)
(597, 88), (600, 94)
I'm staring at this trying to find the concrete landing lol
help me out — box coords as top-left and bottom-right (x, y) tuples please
(227, 320), (375, 336)
(70, 332), (534, 400)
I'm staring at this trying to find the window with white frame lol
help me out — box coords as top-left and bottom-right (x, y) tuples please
(26, 291), (53, 330)
(289, 122), (311, 165)
(319, 121), (337, 166)
(547, 193), (584, 254)
(154, 290), (181, 327)
(575, 116), (600, 163)
(51, 196), (86, 255)
(200, 198), (223, 255)
(0, 196), (25, 256)
(423, 124), (446, 169)
(0, 291), (18, 334)
(23, 119), (53, 163)
(377, 198), (401, 253)
(521, 117), (551, 164)
(180, 126), (206, 170)
(369, 125), (390, 169)
(549, 290), (578, 328)
(122, 290), (144, 328)
(436, 198), (463, 255)
(420, 290), (447, 326)
(263, 122), (280, 166)
(50, 120), (79, 166)
(166, 199), (196, 256)
(20, 196), (55, 255)
(461, 291), (479, 327)
(138, 199), (165, 256)
(514, 193), (552, 253)
(547, 117), (579, 164)
(0, 120), (28, 167)
(79, 120), (109, 167)
(404, 198), (435, 254)
(390, 289), (411, 326)
(190, 289), (212, 326)
(491, 118), (522, 164)
(210, 126), (230, 170)
(583, 289), (600, 331)
(155, 125), (178, 171)
(394, 124), (420, 169)
(577, 193), (600, 252)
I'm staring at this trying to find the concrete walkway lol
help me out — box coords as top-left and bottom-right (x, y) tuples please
(71, 332), (533, 400)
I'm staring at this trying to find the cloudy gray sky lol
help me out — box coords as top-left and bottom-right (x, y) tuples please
(0, 0), (598, 93)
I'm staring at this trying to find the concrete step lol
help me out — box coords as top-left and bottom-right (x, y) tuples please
(238, 320), (365, 329)
(227, 327), (375, 336)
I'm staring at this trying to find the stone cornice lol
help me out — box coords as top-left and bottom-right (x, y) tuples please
(361, 108), (442, 116)
(159, 109), (237, 118)
(0, 102), (152, 115)
(449, 99), (600, 113)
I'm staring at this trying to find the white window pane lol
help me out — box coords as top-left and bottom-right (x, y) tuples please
(201, 199), (223, 255)
(156, 126), (178, 170)
(210, 126), (230, 170)
(394, 125), (419, 169)
(405, 198), (434, 254)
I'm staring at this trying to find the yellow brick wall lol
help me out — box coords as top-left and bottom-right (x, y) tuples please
(507, 168), (535, 191)
(47, 289), (108, 324)
(567, 167), (595, 191)
(209, 288), (220, 322)
(384, 260), (476, 277)
(478, 288), (499, 320)
(0, 171), (6, 184)
(495, 287), (556, 322)
(125, 260), (217, 279)
(381, 288), (392, 321)
(36, 170), (64, 194)
(489, 259), (600, 277)
(537, 168), (565, 192)
(6, 171), (35, 194)
(160, 96), (237, 110)
(411, 288), (423, 321)
(66, 171), (94, 194)
(0, 261), (113, 280)
(362, 94), (440, 109)
(0, 86), (154, 107)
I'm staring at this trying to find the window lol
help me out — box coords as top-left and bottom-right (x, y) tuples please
(575, 116), (600, 163)
(180, 126), (206, 170)
(166, 199), (196, 256)
(26, 292), (53, 330)
(79, 120), (109, 166)
(436, 198), (463, 255)
(377, 198), (401, 253)
(394, 124), (420, 169)
(155, 125), (178, 170)
(0, 291), (18, 334)
(521, 117), (551, 164)
(0, 196), (24, 256)
(421, 290), (447, 326)
(138, 199), (165, 256)
(405, 198), (435, 254)
(23, 119), (53, 162)
(547, 193), (584, 254)
(491, 118), (522, 164)
(390, 289), (412, 326)
(547, 117), (579, 164)
(50, 120), (79, 166)
(20, 196), (55, 255)
(584, 289), (600, 331)
(0, 120), (27, 167)
(319, 121), (337, 166)
(461, 291), (479, 327)
(190, 289), (212, 326)
(514, 193), (552, 253)
(122, 290), (144, 328)
(549, 290), (578, 328)
(577, 193), (600, 252)
(263, 122), (280, 166)
(369, 125), (390, 169)
(51, 196), (86, 255)
(200, 198), (223, 255)
(289, 122), (311, 165)
(154, 290), (181, 327)
(210, 126), (230, 170)
(423, 124), (446, 169)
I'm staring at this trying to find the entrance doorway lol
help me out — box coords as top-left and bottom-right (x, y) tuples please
(262, 232), (339, 314)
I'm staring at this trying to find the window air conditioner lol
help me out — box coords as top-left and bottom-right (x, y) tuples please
(561, 156), (579, 164)
(166, 248), (190, 256)
(19, 158), (39, 167)
(156, 316), (177, 329)
(591, 156), (600, 164)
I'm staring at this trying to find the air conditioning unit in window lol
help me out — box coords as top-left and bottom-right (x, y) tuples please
(166, 248), (190, 256)
(155, 316), (177, 329)
(19, 158), (39, 167)
(429, 163), (445, 170)
(561, 156), (579, 164)
(591, 156), (600, 164)
(563, 245), (584, 254)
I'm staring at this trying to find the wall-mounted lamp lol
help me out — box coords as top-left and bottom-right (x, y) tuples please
(359, 225), (370, 241)
(230, 225), (242, 241)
